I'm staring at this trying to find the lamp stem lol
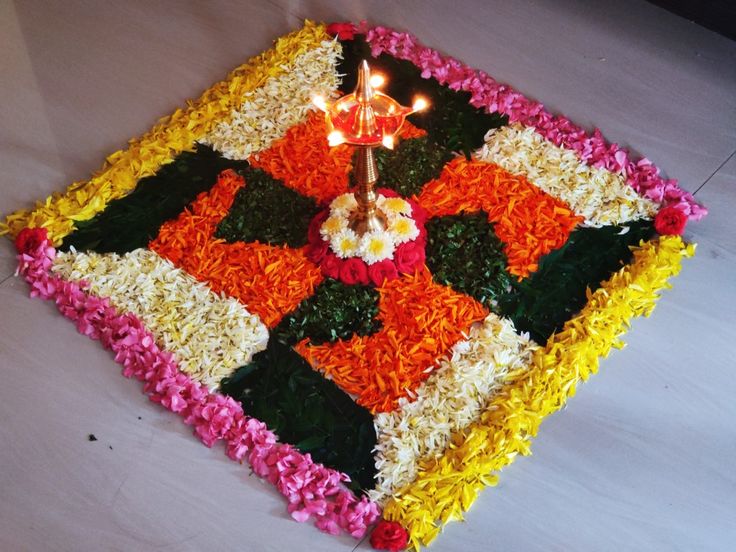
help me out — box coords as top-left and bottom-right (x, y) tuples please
(349, 146), (387, 236)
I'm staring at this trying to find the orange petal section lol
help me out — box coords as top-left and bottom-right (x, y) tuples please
(417, 158), (583, 278)
(250, 110), (427, 204)
(294, 266), (488, 413)
(249, 111), (354, 204)
(150, 170), (323, 327)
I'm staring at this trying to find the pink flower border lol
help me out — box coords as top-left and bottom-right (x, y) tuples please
(355, 23), (707, 222)
(15, 229), (380, 540)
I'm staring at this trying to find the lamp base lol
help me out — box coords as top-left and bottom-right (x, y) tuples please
(348, 205), (388, 235)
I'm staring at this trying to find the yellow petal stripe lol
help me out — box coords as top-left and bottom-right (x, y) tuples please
(382, 235), (695, 549)
(1, 21), (330, 245)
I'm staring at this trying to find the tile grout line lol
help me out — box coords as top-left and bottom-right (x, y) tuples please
(692, 149), (736, 196)
(352, 533), (369, 552)
(0, 272), (15, 286)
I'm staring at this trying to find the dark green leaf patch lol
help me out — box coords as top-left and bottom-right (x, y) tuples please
(498, 220), (655, 344)
(425, 212), (512, 308)
(273, 278), (382, 346)
(220, 340), (377, 493)
(215, 167), (321, 248)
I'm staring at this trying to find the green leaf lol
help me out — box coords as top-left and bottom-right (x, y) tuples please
(425, 212), (512, 307)
(498, 220), (655, 343)
(272, 278), (382, 345)
(219, 340), (377, 492)
(294, 435), (327, 451)
(215, 167), (320, 248)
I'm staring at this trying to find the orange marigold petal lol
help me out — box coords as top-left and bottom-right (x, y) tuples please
(250, 112), (426, 204)
(417, 158), (583, 279)
(249, 111), (353, 204)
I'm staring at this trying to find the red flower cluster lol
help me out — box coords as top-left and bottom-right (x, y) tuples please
(306, 190), (428, 287)
(654, 206), (687, 235)
(326, 22), (358, 40)
(15, 227), (48, 254)
(370, 520), (409, 551)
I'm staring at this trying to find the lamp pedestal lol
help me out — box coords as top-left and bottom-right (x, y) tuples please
(349, 146), (387, 235)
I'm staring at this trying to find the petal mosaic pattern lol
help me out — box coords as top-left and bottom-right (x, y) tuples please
(294, 267), (489, 413)
(200, 39), (342, 160)
(51, 248), (268, 389)
(370, 314), (538, 504)
(5, 21), (705, 552)
(475, 123), (658, 227)
(150, 170), (324, 328)
(418, 157), (584, 278)
(1, 21), (333, 243)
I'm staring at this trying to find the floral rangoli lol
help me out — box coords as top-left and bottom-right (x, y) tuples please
(3, 20), (706, 551)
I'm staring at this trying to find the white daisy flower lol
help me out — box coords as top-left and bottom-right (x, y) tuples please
(329, 193), (358, 216)
(359, 231), (395, 264)
(378, 196), (412, 216)
(330, 229), (360, 259)
(389, 217), (420, 244)
(320, 214), (348, 239)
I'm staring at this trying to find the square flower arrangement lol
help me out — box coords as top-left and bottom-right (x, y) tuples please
(4, 21), (706, 551)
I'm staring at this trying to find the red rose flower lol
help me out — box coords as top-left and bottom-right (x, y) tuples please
(412, 203), (428, 225)
(368, 259), (399, 286)
(377, 187), (399, 199)
(15, 227), (48, 253)
(339, 257), (369, 285)
(370, 520), (409, 551)
(394, 240), (425, 274)
(654, 205), (687, 235)
(321, 252), (341, 280)
(326, 22), (357, 40)
(308, 210), (329, 245)
(307, 240), (329, 264)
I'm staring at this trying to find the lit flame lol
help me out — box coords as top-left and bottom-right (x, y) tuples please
(381, 134), (395, 150)
(369, 74), (385, 88)
(312, 95), (328, 112)
(327, 130), (346, 147)
(412, 97), (428, 112)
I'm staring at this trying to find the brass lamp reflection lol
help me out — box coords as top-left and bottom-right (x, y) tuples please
(313, 60), (427, 236)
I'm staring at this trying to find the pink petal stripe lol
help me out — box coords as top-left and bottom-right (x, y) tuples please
(363, 25), (707, 221)
(16, 240), (381, 540)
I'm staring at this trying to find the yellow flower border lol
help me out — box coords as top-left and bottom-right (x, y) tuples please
(1, 21), (329, 246)
(382, 235), (695, 549)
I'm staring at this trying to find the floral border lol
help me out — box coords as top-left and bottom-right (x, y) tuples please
(52, 248), (269, 389)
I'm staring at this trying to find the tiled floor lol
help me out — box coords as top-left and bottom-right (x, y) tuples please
(1, 1), (734, 550)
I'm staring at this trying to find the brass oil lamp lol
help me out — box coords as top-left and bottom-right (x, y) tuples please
(313, 61), (427, 236)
